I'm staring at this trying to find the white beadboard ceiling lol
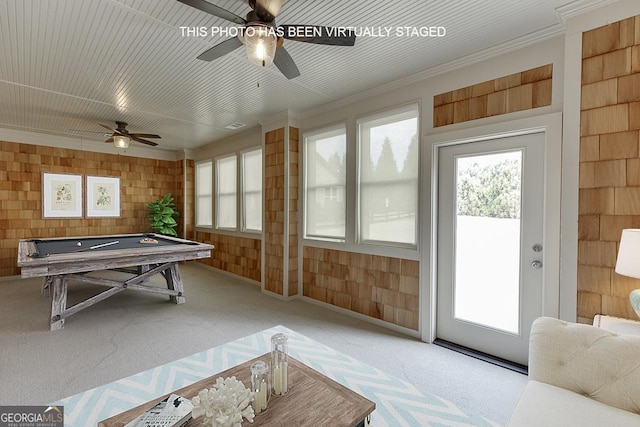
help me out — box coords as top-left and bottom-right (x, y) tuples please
(0, 0), (603, 152)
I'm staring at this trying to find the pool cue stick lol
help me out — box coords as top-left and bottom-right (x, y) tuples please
(73, 240), (119, 252)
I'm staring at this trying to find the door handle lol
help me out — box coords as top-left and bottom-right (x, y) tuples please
(531, 260), (542, 269)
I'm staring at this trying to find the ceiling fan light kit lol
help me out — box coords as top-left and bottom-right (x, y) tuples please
(113, 135), (130, 149)
(243, 25), (278, 67)
(99, 121), (161, 148)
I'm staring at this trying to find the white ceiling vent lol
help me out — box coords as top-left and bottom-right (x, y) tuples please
(225, 122), (247, 130)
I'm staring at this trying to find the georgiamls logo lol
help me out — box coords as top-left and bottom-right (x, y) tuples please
(0, 405), (64, 425)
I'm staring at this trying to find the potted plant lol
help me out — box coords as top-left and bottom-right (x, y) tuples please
(147, 193), (179, 236)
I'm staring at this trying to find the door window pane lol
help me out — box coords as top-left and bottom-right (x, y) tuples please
(454, 151), (522, 333)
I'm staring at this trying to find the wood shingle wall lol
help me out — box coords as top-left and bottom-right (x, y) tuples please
(263, 127), (299, 296)
(578, 15), (640, 323)
(302, 247), (419, 330)
(264, 127), (286, 295)
(178, 159), (195, 239)
(434, 64), (553, 127)
(194, 231), (261, 282)
(288, 128), (299, 297)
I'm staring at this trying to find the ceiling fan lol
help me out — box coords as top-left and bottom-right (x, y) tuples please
(177, 0), (356, 79)
(99, 121), (161, 148)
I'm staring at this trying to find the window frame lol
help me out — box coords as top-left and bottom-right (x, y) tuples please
(215, 153), (238, 231)
(195, 160), (213, 228)
(240, 147), (263, 234)
(356, 103), (420, 249)
(303, 123), (348, 242)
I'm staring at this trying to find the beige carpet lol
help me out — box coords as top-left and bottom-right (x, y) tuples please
(0, 262), (526, 425)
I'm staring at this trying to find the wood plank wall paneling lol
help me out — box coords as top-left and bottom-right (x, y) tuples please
(0, 140), (179, 276)
(578, 15), (640, 323)
(433, 64), (553, 127)
(194, 231), (261, 282)
(302, 247), (419, 330)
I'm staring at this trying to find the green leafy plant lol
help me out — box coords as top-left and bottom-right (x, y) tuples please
(147, 193), (179, 236)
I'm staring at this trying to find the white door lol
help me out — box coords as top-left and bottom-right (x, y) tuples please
(436, 132), (545, 366)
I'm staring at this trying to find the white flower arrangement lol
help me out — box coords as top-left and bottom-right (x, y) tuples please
(191, 376), (255, 427)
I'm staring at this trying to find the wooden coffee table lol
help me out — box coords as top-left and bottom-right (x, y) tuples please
(98, 354), (375, 427)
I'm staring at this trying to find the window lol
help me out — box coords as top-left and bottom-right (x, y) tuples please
(304, 125), (347, 240)
(216, 155), (237, 229)
(242, 148), (262, 232)
(208, 148), (262, 233)
(358, 104), (419, 246)
(195, 161), (212, 227)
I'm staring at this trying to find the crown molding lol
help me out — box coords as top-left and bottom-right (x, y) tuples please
(555, 0), (621, 23)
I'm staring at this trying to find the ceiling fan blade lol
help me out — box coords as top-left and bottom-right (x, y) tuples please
(273, 46), (300, 79)
(131, 136), (159, 146)
(197, 37), (244, 61)
(99, 123), (117, 133)
(129, 133), (161, 139)
(280, 25), (356, 46)
(251, 0), (285, 21)
(177, 0), (246, 25)
(105, 137), (114, 143)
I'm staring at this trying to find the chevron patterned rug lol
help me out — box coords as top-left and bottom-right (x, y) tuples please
(54, 326), (500, 426)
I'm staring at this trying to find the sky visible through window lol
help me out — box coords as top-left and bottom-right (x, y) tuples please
(315, 135), (346, 161)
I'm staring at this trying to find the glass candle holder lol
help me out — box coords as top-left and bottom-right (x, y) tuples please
(270, 333), (289, 396)
(251, 360), (269, 414)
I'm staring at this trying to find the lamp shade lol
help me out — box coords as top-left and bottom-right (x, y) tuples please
(616, 229), (640, 279)
(244, 25), (277, 68)
(616, 229), (640, 317)
(113, 135), (130, 149)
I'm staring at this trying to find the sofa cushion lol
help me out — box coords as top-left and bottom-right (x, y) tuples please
(508, 380), (640, 426)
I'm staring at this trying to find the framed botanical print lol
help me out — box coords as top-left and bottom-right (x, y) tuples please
(86, 176), (121, 217)
(43, 173), (83, 218)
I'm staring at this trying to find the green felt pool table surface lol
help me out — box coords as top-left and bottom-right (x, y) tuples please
(31, 233), (189, 257)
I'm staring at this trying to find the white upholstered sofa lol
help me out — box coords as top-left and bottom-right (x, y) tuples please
(508, 317), (640, 426)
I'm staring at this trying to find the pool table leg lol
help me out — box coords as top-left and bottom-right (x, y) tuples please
(166, 263), (185, 304)
(41, 276), (53, 297)
(50, 275), (67, 331)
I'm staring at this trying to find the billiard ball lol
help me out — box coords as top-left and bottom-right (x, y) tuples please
(76, 242), (82, 247)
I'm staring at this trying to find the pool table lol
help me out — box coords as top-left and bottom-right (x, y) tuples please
(17, 233), (214, 331)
